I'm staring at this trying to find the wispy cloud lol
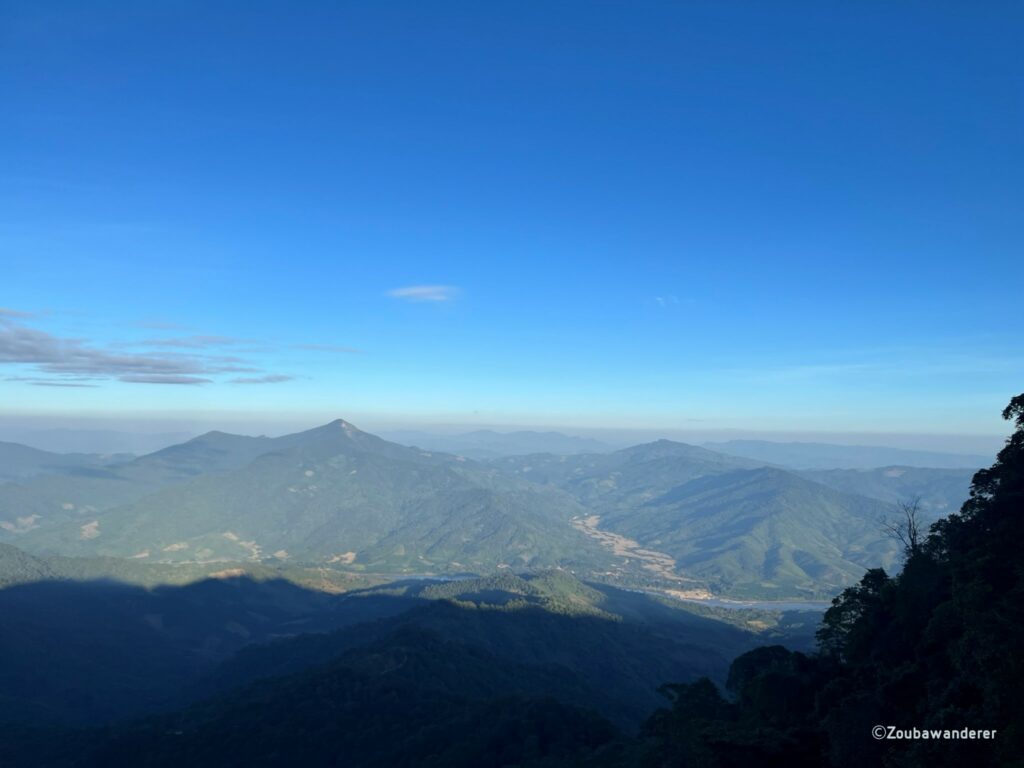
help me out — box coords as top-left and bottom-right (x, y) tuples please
(0, 307), (34, 318)
(653, 296), (695, 308)
(295, 343), (362, 354)
(6, 375), (102, 383)
(386, 285), (459, 302)
(0, 313), (287, 386)
(229, 374), (295, 385)
(119, 375), (212, 385)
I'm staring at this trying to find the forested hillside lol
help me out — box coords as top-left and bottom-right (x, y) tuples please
(610, 393), (1024, 767)
(3, 421), (918, 600)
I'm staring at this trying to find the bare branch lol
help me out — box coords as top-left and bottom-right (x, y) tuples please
(880, 495), (924, 559)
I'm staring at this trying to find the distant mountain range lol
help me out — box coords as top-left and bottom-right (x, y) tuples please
(0, 441), (132, 484)
(0, 419), (969, 600)
(704, 439), (991, 470)
(0, 430), (279, 536)
(493, 442), (901, 599)
(0, 428), (195, 455)
(379, 429), (612, 459)
(801, 465), (974, 516)
(7, 421), (613, 577)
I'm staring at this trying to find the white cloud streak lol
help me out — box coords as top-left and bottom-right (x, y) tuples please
(386, 285), (459, 302)
(118, 375), (212, 385)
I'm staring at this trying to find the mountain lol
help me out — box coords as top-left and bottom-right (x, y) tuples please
(17, 628), (620, 768)
(599, 467), (899, 599)
(703, 439), (991, 470)
(0, 562), (785, 730)
(0, 542), (53, 587)
(197, 571), (765, 728)
(0, 575), (347, 726)
(495, 442), (898, 598)
(800, 466), (974, 517)
(379, 429), (612, 459)
(0, 441), (131, 484)
(17, 420), (614, 575)
(0, 431), (279, 540)
(492, 439), (763, 504)
(5, 424), (914, 601)
(0, 566), (809, 768)
(604, 394), (1024, 767)
(0, 428), (195, 455)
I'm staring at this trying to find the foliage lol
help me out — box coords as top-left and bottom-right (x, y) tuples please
(626, 392), (1024, 767)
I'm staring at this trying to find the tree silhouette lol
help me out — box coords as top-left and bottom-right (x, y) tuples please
(880, 496), (924, 559)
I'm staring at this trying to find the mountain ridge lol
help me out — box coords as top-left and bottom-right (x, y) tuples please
(704, 439), (991, 470)
(3, 421), (924, 600)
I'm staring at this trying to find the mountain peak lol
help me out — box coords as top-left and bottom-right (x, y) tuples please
(190, 430), (233, 440)
(271, 418), (420, 461)
(324, 418), (362, 434)
(622, 438), (697, 454)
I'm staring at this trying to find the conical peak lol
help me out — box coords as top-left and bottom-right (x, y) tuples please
(325, 418), (360, 432)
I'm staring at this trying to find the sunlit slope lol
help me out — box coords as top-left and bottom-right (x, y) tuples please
(492, 440), (762, 503)
(496, 443), (898, 598)
(6, 424), (907, 599)
(0, 431), (277, 539)
(599, 467), (898, 598)
(0, 542), (53, 586)
(26, 420), (613, 573)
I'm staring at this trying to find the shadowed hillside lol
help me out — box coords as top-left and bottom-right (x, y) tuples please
(0, 565), (798, 736)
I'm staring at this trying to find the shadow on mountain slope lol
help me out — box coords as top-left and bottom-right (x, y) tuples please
(0, 568), (777, 730)
(0, 576), (409, 725)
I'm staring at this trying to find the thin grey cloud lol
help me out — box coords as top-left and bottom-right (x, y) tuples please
(294, 343), (362, 354)
(6, 375), (102, 382)
(119, 375), (212, 385)
(8, 375), (102, 388)
(386, 285), (459, 302)
(0, 308), (34, 318)
(0, 314), (287, 386)
(229, 374), (295, 385)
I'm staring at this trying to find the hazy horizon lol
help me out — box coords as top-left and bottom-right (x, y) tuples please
(0, 411), (1005, 457)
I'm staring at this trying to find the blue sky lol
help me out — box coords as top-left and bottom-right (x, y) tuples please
(2, 1), (1021, 440)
